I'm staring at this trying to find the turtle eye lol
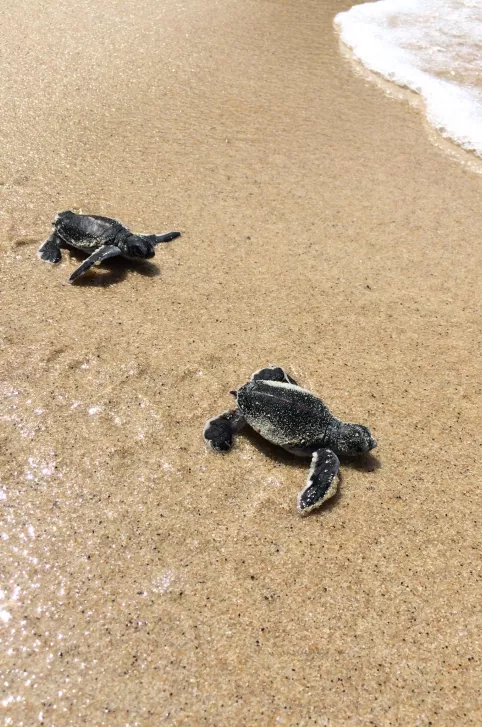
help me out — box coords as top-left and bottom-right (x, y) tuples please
(130, 243), (145, 257)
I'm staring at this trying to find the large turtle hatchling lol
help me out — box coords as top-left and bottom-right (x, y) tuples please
(204, 366), (377, 515)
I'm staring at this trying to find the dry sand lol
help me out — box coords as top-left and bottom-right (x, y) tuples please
(1, 0), (480, 724)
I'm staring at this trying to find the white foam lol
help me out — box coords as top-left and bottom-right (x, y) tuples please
(335, 0), (482, 157)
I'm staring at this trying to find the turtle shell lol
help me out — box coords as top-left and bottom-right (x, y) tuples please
(54, 211), (124, 251)
(236, 380), (332, 450)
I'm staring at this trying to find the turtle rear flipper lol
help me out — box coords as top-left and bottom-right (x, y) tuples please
(37, 233), (63, 264)
(138, 231), (181, 245)
(204, 409), (246, 453)
(297, 449), (340, 515)
(68, 244), (121, 283)
(250, 366), (298, 385)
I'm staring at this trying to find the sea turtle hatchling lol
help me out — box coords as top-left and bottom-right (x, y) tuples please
(37, 211), (181, 283)
(204, 366), (377, 515)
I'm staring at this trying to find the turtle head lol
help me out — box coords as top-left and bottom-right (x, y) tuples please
(326, 421), (377, 457)
(122, 235), (156, 260)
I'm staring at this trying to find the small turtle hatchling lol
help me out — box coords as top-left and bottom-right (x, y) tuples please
(204, 366), (377, 515)
(37, 211), (181, 283)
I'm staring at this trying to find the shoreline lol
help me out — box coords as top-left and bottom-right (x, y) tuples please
(334, 31), (482, 178)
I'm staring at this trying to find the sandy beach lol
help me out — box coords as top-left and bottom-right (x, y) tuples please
(1, 0), (480, 724)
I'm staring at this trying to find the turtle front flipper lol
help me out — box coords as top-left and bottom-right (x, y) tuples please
(37, 233), (63, 264)
(297, 449), (340, 515)
(68, 244), (121, 283)
(204, 409), (246, 453)
(138, 231), (181, 245)
(250, 366), (298, 385)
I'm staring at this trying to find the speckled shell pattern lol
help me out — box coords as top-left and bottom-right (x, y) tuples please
(54, 212), (126, 251)
(236, 380), (332, 450)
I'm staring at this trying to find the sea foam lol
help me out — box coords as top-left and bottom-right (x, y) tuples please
(334, 0), (482, 157)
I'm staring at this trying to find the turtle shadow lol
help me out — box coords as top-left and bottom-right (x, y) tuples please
(340, 451), (381, 473)
(238, 427), (380, 516)
(240, 428), (307, 470)
(240, 427), (381, 473)
(65, 248), (160, 287)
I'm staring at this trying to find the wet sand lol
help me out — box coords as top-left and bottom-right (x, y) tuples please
(1, 0), (480, 724)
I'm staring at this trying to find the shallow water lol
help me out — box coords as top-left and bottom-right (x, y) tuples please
(335, 0), (482, 157)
